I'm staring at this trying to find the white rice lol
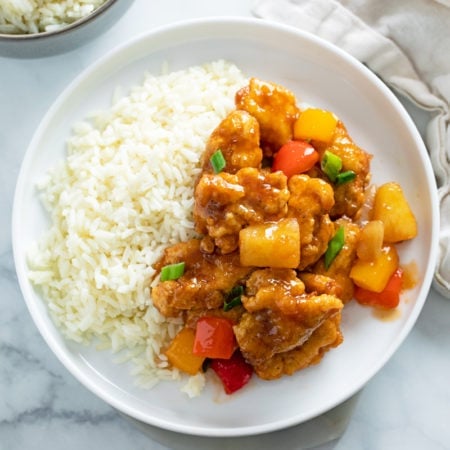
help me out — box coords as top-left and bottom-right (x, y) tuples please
(0, 0), (107, 34)
(27, 60), (248, 394)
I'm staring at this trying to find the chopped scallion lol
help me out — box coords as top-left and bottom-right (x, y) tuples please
(210, 149), (226, 173)
(336, 170), (356, 185)
(223, 297), (242, 311)
(160, 262), (185, 281)
(324, 226), (345, 269)
(223, 285), (244, 311)
(321, 150), (342, 182)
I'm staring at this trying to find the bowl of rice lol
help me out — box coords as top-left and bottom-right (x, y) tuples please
(0, 0), (133, 58)
(12, 18), (439, 437)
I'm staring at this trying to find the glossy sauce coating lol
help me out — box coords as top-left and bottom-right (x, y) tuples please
(152, 78), (373, 381)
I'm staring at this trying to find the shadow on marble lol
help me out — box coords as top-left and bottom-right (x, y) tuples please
(119, 391), (362, 450)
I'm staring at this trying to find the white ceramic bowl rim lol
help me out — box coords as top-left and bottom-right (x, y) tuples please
(12, 17), (440, 437)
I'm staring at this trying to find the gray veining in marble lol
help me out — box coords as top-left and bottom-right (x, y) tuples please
(1, 1), (450, 449)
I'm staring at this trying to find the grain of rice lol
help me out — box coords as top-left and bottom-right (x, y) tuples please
(28, 60), (248, 396)
(0, 0), (107, 34)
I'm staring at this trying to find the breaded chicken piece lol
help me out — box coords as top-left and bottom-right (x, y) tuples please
(313, 217), (361, 302)
(250, 314), (343, 380)
(241, 268), (343, 320)
(235, 77), (300, 154)
(200, 110), (262, 175)
(234, 268), (343, 379)
(241, 268), (306, 313)
(313, 121), (371, 219)
(287, 174), (335, 270)
(194, 167), (289, 254)
(299, 272), (344, 298)
(151, 239), (252, 317)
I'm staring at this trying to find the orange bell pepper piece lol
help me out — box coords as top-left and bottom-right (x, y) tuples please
(293, 108), (337, 144)
(193, 316), (236, 359)
(165, 327), (205, 375)
(272, 140), (319, 178)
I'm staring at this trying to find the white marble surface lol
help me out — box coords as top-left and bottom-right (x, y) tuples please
(1, 1), (449, 449)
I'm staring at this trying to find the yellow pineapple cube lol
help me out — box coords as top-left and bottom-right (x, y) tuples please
(372, 182), (418, 243)
(356, 220), (384, 262)
(350, 245), (399, 292)
(239, 218), (300, 268)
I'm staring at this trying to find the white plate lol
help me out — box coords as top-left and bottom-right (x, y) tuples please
(12, 18), (439, 437)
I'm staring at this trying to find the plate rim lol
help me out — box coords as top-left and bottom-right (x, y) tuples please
(11, 16), (440, 437)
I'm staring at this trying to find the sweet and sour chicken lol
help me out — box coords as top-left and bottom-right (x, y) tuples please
(151, 77), (417, 394)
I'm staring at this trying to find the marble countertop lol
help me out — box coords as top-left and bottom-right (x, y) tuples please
(1, 1), (449, 449)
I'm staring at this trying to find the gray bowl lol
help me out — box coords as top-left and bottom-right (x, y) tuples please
(0, 0), (134, 58)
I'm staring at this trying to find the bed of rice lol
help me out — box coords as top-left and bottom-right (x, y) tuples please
(0, 0), (107, 34)
(27, 60), (248, 396)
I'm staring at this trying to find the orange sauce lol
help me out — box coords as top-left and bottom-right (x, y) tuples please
(401, 261), (419, 292)
(372, 307), (402, 322)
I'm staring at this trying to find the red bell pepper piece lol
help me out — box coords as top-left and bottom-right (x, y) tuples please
(210, 350), (253, 394)
(354, 268), (403, 309)
(272, 140), (319, 178)
(193, 316), (235, 359)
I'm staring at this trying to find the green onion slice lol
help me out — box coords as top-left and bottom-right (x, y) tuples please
(210, 149), (226, 173)
(160, 262), (185, 281)
(336, 170), (356, 185)
(324, 226), (345, 270)
(321, 150), (342, 182)
(223, 285), (244, 311)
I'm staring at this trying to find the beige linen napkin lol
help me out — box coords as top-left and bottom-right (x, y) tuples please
(253, 0), (450, 298)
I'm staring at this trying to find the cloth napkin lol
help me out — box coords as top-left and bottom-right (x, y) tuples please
(253, 0), (450, 298)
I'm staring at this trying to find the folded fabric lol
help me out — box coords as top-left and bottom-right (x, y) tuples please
(253, 0), (450, 298)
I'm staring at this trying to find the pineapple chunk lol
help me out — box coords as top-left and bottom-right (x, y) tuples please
(356, 220), (384, 262)
(350, 245), (399, 293)
(239, 218), (300, 268)
(372, 182), (417, 243)
(293, 108), (337, 144)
